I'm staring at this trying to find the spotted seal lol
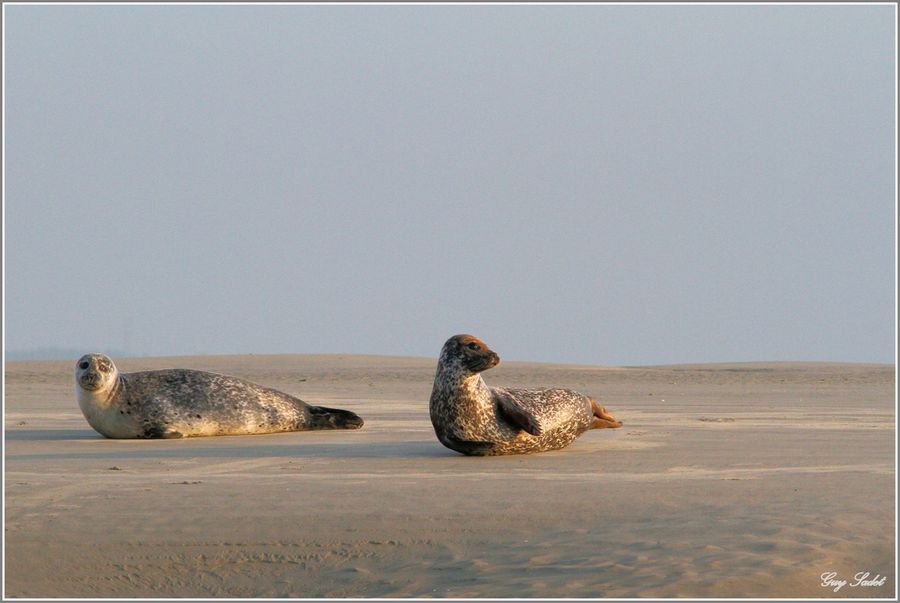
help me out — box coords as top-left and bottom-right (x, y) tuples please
(429, 335), (622, 455)
(74, 353), (363, 438)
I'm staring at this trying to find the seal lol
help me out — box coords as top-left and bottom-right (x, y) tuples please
(429, 334), (622, 456)
(74, 353), (364, 438)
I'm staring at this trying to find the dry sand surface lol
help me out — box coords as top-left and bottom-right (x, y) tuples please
(4, 354), (896, 598)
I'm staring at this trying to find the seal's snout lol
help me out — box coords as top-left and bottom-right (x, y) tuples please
(79, 374), (102, 391)
(467, 349), (499, 373)
(309, 406), (365, 430)
(344, 414), (365, 429)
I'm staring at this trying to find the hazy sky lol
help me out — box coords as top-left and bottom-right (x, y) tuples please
(4, 4), (896, 366)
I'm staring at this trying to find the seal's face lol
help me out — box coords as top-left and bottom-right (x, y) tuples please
(75, 353), (117, 392)
(440, 334), (500, 374)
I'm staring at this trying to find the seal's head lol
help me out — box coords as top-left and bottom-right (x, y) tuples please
(438, 334), (500, 375)
(75, 353), (118, 392)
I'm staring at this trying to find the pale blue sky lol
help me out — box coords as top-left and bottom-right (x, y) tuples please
(4, 4), (896, 365)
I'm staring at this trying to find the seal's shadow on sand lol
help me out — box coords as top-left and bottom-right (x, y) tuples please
(5, 429), (97, 441)
(4, 429), (460, 459)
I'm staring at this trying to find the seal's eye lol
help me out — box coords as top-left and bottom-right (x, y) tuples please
(467, 343), (481, 351)
(79, 361), (89, 370)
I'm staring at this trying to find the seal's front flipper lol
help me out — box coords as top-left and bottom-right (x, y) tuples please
(494, 390), (542, 436)
(445, 436), (496, 456)
(140, 425), (184, 439)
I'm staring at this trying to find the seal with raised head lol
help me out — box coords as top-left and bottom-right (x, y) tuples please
(74, 353), (364, 438)
(429, 334), (622, 456)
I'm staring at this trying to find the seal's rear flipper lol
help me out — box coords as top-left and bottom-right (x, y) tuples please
(589, 399), (623, 429)
(308, 406), (365, 430)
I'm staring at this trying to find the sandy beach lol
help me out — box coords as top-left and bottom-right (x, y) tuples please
(3, 354), (895, 598)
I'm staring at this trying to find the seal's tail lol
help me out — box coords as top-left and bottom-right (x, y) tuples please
(308, 405), (365, 430)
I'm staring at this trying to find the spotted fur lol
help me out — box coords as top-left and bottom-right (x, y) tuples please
(74, 353), (363, 439)
(429, 335), (622, 456)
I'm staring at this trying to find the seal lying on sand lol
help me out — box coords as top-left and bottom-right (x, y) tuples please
(75, 353), (363, 438)
(429, 335), (622, 456)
